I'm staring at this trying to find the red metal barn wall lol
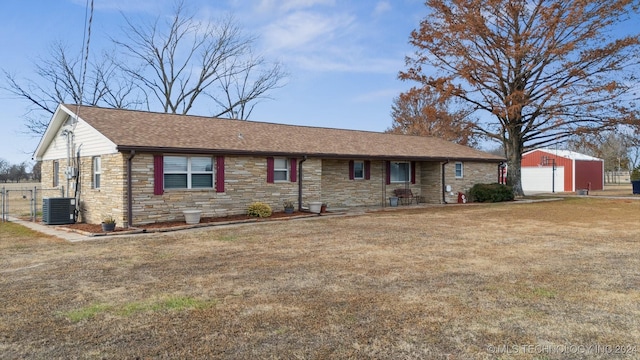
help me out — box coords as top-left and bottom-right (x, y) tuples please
(575, 160), (604, 191)
(521, 150), (573, 191)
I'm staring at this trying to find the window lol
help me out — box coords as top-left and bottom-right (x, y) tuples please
(92, 156), (101, 189)
(390, 161), (411, 183)
(163, 156), (213, 189)
(53, 161), (59, 187)
(455, 162), (464, 178)
(350, 160), (370, 180)
(273, 158), (289, 182)
(353, 161), (364, 180)
(267, 157), (296, 183)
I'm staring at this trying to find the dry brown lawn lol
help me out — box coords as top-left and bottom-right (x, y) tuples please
(589, 184), (637, 197)
(1, 197), (639, 359)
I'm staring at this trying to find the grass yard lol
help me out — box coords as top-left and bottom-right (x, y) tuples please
(588, 184), (637, 197)
(1, 198), (639, 359)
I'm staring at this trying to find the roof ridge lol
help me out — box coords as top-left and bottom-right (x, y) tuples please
(64, 103), (462, 140)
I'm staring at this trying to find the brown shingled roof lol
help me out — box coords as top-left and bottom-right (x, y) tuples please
(65, 104), (503, 162)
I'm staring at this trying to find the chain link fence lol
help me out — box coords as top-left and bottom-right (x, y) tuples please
(1, 184), (64, 223)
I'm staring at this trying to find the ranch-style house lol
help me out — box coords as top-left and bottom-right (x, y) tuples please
(33, 104), (505, 226)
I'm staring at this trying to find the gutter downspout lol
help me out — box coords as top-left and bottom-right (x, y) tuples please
(298, 156), (307, 211)
(73, 144), (82, 222)
(442, 160), (449, 204)
(382, 160), (387, 208)
(126, 150), (136, 228)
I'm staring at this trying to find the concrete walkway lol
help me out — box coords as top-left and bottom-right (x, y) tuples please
(6, 216), (90, 242)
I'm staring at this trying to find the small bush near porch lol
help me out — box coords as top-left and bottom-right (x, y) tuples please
(1, 198), (639, 358)
(469, 183), (514, 202)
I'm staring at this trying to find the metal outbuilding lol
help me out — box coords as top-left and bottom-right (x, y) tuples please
(521, 149), (604, 193)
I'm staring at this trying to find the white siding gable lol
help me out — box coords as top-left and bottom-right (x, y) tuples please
(41, 116), (117, 161)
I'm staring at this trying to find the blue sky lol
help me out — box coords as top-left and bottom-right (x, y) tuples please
(0, 0), (428, 165)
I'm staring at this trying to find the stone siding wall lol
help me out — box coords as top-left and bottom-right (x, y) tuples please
(43, 153), (501, 225)
(320, 160), (385, 207)
(40, 160), (55, 190)
(129, 155), (323, 225)
(79, 153), (126, 225)
(41, 153), (126, 225)
(41, 158), (71, 192)
(419, 162), (444, 204)
(443, 161), (499, 203)
(320, 160), (447, 207)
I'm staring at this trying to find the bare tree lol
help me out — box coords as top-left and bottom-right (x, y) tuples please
(8, 162), (28, 183)
(0, 159), (9, 183)
(2, 42), (136, 135)
(0, 160), (28, 183)
(113, 1), (286, 118)
(2, 1), (287, 137)
(213, 51), (286, 119)
(31, 161), (42, 182)
(400, 0), (640, 196)
(568, 130), (636, 182)
(387, 87), (481, 148)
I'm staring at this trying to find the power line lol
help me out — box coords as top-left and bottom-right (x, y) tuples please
(79, 0), (94, 109)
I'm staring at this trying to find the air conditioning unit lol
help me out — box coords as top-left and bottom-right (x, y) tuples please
(42, 197), (76, 225)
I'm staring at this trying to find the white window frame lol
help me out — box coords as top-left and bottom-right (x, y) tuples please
(92, 156), (101, 189)
(455, 162), (464, 178)
(163, 156), (214, 189)
(390, 161), (411, 183)
(353, 160), (364, 180)
(273, 157), (289, 182)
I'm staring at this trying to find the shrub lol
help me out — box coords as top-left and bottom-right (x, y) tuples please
(468, 183), (514, 203)
(247, 202), (272, 218)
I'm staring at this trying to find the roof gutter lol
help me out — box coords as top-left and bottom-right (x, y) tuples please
(115, 146), (504, 163)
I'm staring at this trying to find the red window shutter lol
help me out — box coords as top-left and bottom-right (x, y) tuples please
(385, 161), (391, 185)
(266, 157), (274, 183)
(216, 156), (225, 193)
(365, 161), (371, 180)
(290, 158), (297, 182)
(411, 161), (416, 184)
(349, 160), (354, 180)
(153, 154), (164, 195)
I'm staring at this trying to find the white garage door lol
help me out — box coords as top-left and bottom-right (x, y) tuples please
(522, 166), (565, 193)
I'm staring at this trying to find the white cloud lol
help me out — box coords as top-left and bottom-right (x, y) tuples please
(261, 11), (355, 51)
(283, 51), (402, 74)
(255, 0), (336, 13)
(373, 1), (392, 16)
(240, 0), (411, 75)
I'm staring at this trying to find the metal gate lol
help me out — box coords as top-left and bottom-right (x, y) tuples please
(1, 185), (64, 222)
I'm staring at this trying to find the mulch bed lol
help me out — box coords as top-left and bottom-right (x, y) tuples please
(57, 211), (317, 235)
